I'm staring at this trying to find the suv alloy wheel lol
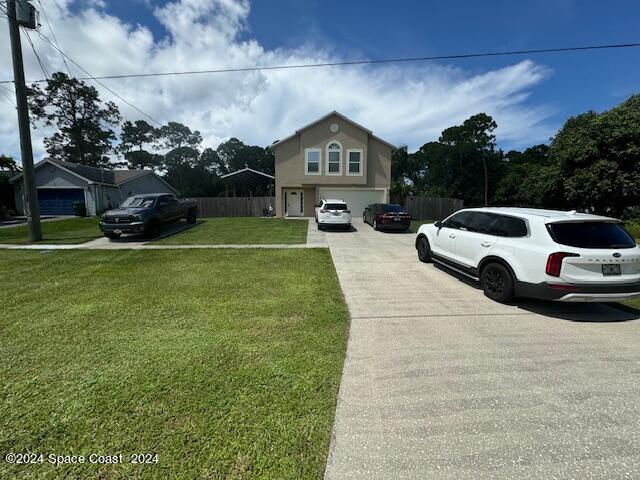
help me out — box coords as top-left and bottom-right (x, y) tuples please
(480, 262), (515, 303)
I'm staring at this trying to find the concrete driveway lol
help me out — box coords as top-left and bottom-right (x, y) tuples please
(325, 218), (640, 479)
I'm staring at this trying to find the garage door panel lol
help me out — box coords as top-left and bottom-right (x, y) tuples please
(37, 188), (85, 215)
(319, 189), (385, 217)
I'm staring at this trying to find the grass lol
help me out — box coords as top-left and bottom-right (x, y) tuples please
(625, 221), (640, 240)
(410, 219), (434, 232)
(0, 217), (100, 244)
(0, 249), (349, 479)
(156, 218), (309, 245)
(625, 298), (640, 309)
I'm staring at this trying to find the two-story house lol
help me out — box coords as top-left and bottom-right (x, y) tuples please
(272, 111), (395, 218)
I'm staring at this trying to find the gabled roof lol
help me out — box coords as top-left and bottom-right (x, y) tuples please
(271, 111), (396, 149)
(48, 159), (119, 185)
(10, 159), (178, 193)
(221, 167), (274, 190)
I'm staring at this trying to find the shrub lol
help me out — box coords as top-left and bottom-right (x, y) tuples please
(0, 205), (15, 219)
(72, 202), (87, 217)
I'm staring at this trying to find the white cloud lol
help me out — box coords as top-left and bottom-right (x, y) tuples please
(0, 0), (555, 165)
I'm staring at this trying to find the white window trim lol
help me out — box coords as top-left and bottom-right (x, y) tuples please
(346, 148), (364, 176)
(325, 141), (342, 176)
(305, 148), (322, 176)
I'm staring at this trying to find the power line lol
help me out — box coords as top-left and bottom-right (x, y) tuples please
(1, 41), (638, 85)
(23, 30), (50, 79)
(0, 85), (15, 106)
(35, 32), (163, 126)
(0, 81), (47, 136)
(35, 0), (71, 75)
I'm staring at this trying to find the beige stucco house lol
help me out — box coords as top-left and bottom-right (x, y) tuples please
(272, 111), (395, 218)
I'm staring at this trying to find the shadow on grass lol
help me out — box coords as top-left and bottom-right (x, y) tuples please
(42, 235), (101, 243)
(106, 220), (201, 243)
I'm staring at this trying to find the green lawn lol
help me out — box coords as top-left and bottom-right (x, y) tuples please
(410, 219), (434, 232)
(0, 249), (349, 479)
(0, 217), (100, 244)
(157, 218), (309, 245)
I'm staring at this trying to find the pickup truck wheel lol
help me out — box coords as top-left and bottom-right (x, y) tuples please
(480, 262), (515, 303)
(105, 232), (121, 240)
(187, 209), (197, 224)
(146, 221), (161, 239)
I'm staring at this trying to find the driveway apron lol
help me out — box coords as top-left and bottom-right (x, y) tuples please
(325, 218), (640, 479)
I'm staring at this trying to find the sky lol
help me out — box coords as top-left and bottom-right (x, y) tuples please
(0, 0), (639, 165)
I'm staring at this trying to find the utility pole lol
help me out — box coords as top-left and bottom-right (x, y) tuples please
(7, 0), (41, 241)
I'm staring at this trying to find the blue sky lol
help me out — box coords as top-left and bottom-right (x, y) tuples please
(1, 0), (639, 161)
(110, 0), (640, 138)
(247, 0), (640, 116)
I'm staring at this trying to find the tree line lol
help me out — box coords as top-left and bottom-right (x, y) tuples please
(392, 94), (640, 219)
(21, 72), (274, 197)
(1, 72), (639, 217)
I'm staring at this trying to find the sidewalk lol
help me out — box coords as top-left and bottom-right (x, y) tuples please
(0, 218), (329, 250)
(0, 216), (72, 229)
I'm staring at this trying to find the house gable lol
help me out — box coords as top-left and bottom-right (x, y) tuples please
(273, 112), (393, 188)
(272, 112), (394, 217)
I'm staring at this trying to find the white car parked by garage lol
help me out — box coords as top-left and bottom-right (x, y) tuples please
(316, 199), (352, 230)
(415, 207), (640, 303)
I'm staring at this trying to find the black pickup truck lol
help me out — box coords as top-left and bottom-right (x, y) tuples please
(99, 193), (198, 239)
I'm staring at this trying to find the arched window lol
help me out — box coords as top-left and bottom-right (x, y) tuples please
(326, 142), (342, 175)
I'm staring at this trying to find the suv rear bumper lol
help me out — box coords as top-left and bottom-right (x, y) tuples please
(516, 280), (640, 302)
(318, 217), (351, 225)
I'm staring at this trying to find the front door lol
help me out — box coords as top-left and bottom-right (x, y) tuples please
(286, 190), (303, 216)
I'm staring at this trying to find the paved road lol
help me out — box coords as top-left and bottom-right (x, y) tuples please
(325, 218), (640, 479)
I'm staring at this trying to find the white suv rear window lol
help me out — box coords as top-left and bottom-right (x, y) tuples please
(547, 222), (636, 249)
(325, 203), (347, 210)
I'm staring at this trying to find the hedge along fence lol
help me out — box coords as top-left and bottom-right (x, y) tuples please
(194, 197), (275, 217)
(404, 196), (464, 221)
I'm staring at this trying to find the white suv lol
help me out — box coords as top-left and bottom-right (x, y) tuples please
(316, 199), (352, 230)
(415, 207), (640, 303)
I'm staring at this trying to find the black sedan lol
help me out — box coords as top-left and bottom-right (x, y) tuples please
(363, 204), (412, 231)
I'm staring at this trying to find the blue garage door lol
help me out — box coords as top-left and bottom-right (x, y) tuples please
(37, 188), (85, 215)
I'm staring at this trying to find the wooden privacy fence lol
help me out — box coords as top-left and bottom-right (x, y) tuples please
(404, 196), (464, 220)
(194, 196), (275, 217)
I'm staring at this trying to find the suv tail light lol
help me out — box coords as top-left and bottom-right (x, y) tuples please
(320, 209), (327, 213)
(546, 252), (579, 277)
(345, 210), (351, 214)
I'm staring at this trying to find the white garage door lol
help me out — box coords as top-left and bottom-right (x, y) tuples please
(318, 189), (386, 217)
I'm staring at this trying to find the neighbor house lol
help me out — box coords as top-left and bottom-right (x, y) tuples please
(10, 159), (178, 216)
(271, 111), (395, 217)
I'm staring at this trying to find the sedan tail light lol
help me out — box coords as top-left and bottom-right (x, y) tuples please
(546, 252), (579, 277)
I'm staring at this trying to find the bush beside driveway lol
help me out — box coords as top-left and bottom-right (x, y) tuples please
(0, 249), (348, 479)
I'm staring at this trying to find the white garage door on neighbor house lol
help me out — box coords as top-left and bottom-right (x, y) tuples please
(318, 188), (387, 217)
